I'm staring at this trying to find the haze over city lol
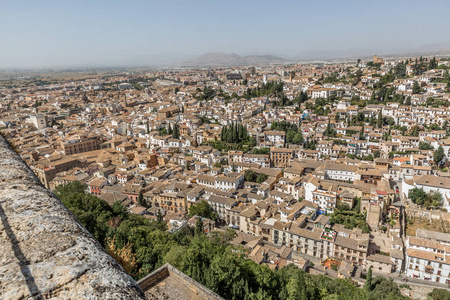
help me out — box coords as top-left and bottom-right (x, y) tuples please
(1, 0), (450, 68)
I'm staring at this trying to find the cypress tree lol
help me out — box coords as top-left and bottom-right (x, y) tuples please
(377, 110), (383, 128)
(325, 118), (331, 136)
(360, 123), (365, 140)
(364, 266), (373, 291)
(195, 217), (204, 236)
(172, 124), (179, 139)
(238, 123), (241, 141)
(405, 96), (411, 106)
(232, 123), (238, 143)
(434, 146), (445, 166)
(369, 115), (375, 127)
(156, 210), (164, 226)
(226, 125), (232, 143)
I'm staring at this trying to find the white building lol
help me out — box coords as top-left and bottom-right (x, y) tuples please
(264, 131), (286, 145)
(311, 189), (337, 214)
(324, 163), (357, 182)
(29, 114), (48, 130)
(406, 229), (450, 284)
(214, 174), (244, 191)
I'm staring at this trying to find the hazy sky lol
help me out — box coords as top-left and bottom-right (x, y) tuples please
(1, 0), (449, 68)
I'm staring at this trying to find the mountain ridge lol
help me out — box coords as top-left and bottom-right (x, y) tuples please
(181, 52), (286, 67)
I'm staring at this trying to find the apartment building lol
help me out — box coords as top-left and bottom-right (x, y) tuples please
(29, 114), (48, 130)
(311, 189), (337, 214)
(32, 156), (84, 189)
(406, 230), (450, 283)
(214, 174), (244, 191)
(333, 226), (369, 266)
(61, 136), (101, 155)
(272, 215), (335, 261)
(270, 147), (293, 168)
(242, 153), (270, 168)
(207, 195), (237, 221)
(324, 163), (357, 182)
(143, 182), (190, 215)
(264, 130), (285, 145)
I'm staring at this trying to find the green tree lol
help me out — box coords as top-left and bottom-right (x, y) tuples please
(54, 181), (87, 199)
(256, 173), (269, 184)
(405, 96), (411, 106)
(419, 142), (434, 150)
(364, 266), (373, 291)
(138, 192), (147, 208)
(408, 188), (428, 206)
(434, 146), (445, 165)
(412, 81), (422, 94)
(244, 169), (258, 182)
(156, 210), (165, 228)
(292, 132), (303, 144)
(55, 181), (410, 300)
(325, 118), (332, 136)
(377, 110), (383, 128)
(188, 200), (218, 221)
(411, 125), (420, 137)
(172, 123), (180, 139)
(195, 217), (204, 236)
(359, 123), (365, 140)
(429, 288), (450, 300)
(429, 57), (438, 70)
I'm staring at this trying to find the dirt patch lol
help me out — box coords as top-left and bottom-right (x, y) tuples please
(401, 285), (435, 300)
(406, 219), (450, 236)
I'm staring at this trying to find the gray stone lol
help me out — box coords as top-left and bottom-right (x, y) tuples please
(0, 135), (146, 299)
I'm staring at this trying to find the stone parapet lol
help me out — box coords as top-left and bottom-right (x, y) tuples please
(0, 135), (146, 299)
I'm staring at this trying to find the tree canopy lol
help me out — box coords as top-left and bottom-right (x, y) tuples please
(188, 200), (218, 221)
(221, 122), (249, 144)
(244, 169), (269, 184)
(56, 181), (414, 300)
(408, 188), (443, 208)
(434, 146), (445, 165)
(271, 121), (303, 144)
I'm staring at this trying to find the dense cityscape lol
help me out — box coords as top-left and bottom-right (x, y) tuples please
(2, 54), (450, 299)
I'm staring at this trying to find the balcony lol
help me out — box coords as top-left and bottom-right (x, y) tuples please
(425, 266), (434, 274)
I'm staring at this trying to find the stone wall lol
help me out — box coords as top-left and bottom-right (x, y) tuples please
(406, 207), (450, 223)
(0, 135), (146, 299)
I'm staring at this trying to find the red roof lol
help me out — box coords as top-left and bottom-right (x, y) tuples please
(376, 190), (388, 195)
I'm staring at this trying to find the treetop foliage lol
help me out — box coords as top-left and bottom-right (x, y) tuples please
(56, 181), (414, 300)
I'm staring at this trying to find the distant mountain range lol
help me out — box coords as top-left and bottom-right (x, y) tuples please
(180, 52), (286, 67)
(292, 49), (374, 61)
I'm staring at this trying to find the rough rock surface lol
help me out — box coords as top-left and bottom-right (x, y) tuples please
(0, 135), (146, 299)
